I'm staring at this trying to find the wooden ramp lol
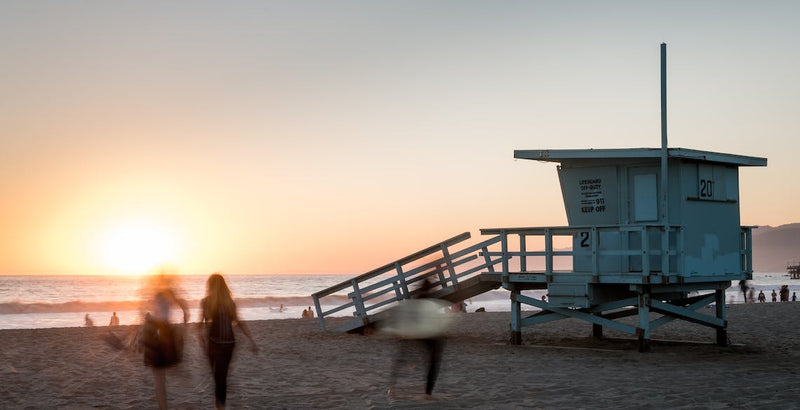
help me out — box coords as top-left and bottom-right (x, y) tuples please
(311, 232), (504, 333)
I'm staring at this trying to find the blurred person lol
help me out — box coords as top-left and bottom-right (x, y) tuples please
(84, 313), (94, 327)
(387, 278), (449, 397)
(449, 300), (467, 313)
(199, 273), (259, 410)
(739, 280), (749, 303)
(140, 271), (189, 410)
(780, 285), (790, 302)
(757, 290), (766, 303)
(109, 311), (120, 326)
(307, 306), (314, 318)
(772, 289), (778, 302)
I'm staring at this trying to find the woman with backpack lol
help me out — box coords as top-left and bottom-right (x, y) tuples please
(199, 273), (259, 409)
(141, 272), (190, 410)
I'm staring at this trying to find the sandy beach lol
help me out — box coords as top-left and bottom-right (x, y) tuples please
(2, 302), (799, 409)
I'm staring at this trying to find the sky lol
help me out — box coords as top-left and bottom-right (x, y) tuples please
(1, 1), (798, 275)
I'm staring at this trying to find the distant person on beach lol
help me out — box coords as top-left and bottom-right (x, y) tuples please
(758, 290), (766, 303)
(199, 273), (259, 410)
(739, 280), (749, 303)
(84, 313), (94, 327)
(109, 312), (120, 326)
(793, 292), (797, 302)
(141, 272), (189, 410)
(780, 285), (789, 302)
(772, 289), (778, 302)
(307, 306), (314, 318)
(301, 308), (309, 318)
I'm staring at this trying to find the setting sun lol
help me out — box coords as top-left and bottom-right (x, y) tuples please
(96, 220), (181, 273)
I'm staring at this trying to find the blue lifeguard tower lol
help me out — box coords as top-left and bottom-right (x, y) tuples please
(311, 44), (767, 350)
(488, 146), (765, 349)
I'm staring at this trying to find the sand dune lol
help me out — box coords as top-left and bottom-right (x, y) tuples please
(2, 302), (799, 409)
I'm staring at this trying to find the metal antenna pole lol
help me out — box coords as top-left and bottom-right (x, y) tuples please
(661, 43), (668, 158)
(660, 43), (670, 273)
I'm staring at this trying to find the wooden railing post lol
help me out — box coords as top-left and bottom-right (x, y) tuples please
(395, 262), (409, 298)
(351, 279), (368, 323)
(678, 227), (685, 276)
(441, 244), (458, 286)
(661, 226), (670, 274)
(313, 296), (326, 331)
(482, 245), (496, 273)
(545, 228), (553, 275)
(435, 264), (446, 288)
(641, 226), (650, 276)
(501, 230), (509, 275)
(591, 227), (599, 275)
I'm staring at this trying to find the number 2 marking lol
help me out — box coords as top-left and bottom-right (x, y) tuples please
(580, 232), (590, 248)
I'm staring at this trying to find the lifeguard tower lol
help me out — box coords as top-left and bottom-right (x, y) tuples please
(311, 44), (767, 350)
(488, 146), (765, 350)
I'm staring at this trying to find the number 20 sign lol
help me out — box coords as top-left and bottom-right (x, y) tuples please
(699, 179), (714, 199)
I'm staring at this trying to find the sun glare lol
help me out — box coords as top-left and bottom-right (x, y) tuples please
(96, 220), (180, 274)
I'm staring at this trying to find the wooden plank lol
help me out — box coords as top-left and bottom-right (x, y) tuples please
(313, 294), (326, 331)
(649, 293), (718, 330)
(320, 301), (355, 317)
(650, 298), (724, 328)
(514, 293), (638, 335)
(590, 297), (638, 312)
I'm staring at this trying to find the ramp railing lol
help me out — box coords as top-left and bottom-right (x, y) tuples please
(311, 232), (506, 332)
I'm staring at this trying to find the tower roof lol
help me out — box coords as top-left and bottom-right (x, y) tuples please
(514, 148), (767, 167)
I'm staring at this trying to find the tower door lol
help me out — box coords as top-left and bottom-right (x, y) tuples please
(628, 167), (661, 272)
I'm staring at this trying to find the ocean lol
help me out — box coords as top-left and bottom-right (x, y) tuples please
(1, 272), (797, 330)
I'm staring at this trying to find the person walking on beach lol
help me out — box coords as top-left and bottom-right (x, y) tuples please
(772, 289), (778, 302)
(141, 272), (189, 410)
(388, 278), (446, 397)
(109, 311), (120, 326)
(793, 292), (797, 302)
(757, 290), (766, 303)
(199, 273), (259, 410)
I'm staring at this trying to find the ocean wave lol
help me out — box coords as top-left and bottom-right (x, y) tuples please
(0, 300), (145, 314)
(0, 295), (352, 314)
